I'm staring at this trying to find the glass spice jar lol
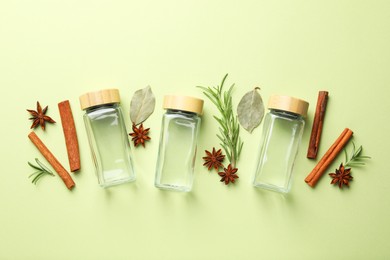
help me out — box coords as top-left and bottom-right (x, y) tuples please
(253, 95), (309, 193)
(80, 89), (136, 187)
(155, 95), (204, 192)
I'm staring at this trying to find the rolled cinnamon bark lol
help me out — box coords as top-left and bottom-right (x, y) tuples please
(58, 100), (80, 172)
(28, 132), (75, 190)
(305, 128), (353, 187)
(307, 91), (328, 159)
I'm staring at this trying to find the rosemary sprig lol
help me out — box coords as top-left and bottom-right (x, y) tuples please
(344, 142), (371, 167)
(28, 158), (55, 185)
(197, 74), (243, 168)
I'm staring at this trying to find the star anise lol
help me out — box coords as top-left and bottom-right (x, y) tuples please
(203, 147), (225, 171)
(329, 163), (353, 188)
(129, 123), (151, 147)
(27, 101), (56, 130)
(218, 164), (239, 185)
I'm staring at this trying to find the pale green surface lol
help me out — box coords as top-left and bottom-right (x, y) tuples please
(1, 0), (389, 259)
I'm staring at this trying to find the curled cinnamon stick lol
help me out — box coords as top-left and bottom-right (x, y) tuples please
(58, 100), (80, 172)
(28, 132), (75, 190)
(305, 128), (353, 187)
(307, 91), (328, 159)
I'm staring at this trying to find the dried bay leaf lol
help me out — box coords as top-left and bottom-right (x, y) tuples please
(130, 86), (155, 125)
(237, 87), (264, 133)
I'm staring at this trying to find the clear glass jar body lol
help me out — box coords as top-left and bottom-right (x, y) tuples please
(155, 109), (201, 192)
(253, 109), (305, 193)
(83, 103), (135, 187)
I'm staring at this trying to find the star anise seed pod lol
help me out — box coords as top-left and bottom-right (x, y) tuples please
(129, 123), (151, 148)
(203, 147), (225, 171)
(27, 101), (56, 130)
(329, 163), (353, 189)
(218, 164), (239, 185)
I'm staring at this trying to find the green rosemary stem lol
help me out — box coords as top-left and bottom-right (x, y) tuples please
(344, 142), (371, 167)
(198, 74), (243, 169)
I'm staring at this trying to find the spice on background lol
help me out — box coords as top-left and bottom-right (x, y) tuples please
(197, 74), (243, 169)
(203, 147), (225, 171)
(58, 100), (80, 172)
(129, 86), (155, 148)
(27, 101), (56, 130)
(28, 131), (75, 190)
(343, 142), (371, 167)
(130, 86), (155, 126)
(28, 158), (55, 185)
(129, 123), (151, 147)
(307, 91), (329, 159)
(329, 142), (370, 189)
(237, 87), (265, 133)
(329, 163), (353, 188)
(197, 74), (244, 186)
(218, 164), (239, 185)
(305, 128), (353, 187)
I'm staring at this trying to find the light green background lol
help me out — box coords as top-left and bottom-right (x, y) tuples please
(1, 0), (389, 259)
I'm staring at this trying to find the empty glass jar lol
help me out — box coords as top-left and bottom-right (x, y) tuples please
(155, 95), (204, 192)
(80, 89), (136, 187)
(253, 95), (309, 193)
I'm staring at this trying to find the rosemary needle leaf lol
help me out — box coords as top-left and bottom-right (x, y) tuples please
(28, 171), (41, 179)
(344, 142), (371, 167)
(28, 162), (42, 171)
(357, 156), (372, 159)
(197, 74), (243, 168)
(27, 158), (55, 185)
(355, 146), (362, 156)
(35, 158), (54, 176)
(344, 149), (348, 164)
(32, 173), (43, 185)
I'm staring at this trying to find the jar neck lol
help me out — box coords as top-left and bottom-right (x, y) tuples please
(85, 103), (119, 113)
(166, 109), (197, 117)
(269, 109), (303, 120)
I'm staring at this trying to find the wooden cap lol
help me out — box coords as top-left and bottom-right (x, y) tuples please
(163, 95), (204, 115)
(268, 95), (309, 117)
(79, 89), (120, 110)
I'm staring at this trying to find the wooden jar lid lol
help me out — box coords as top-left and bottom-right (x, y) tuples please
(79, 89), (120, 110)
(268, 95), (309, 117)
(163, 95), (204, 115)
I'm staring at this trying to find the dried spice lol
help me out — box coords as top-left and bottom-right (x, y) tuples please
(237, 87), (265, 133)
(305, 128), (353, 187)
(307, 91), (328, 159)
(28, 132), (75, 190)
(58, 100), (80, 172)
(218, 164), (239, 185)
(329, 163), (353, 188)
(129, 86), (155, 148)
(197, 74), (243, 168)
(198, 74), (244, 186)
(203, 148), (225, 171)
(27, 101), (56, 130)
(328, 142), (371, 189)
(130, 86), (156, 126)
(344, 142), (371, 167)
(129, 123), (151, 147)
(28, 158), (55, 185)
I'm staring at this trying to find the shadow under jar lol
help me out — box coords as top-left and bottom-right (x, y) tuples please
(155, 95), (204, 192)
(80, 89), (136, 188)
(253, 95), (309, 193)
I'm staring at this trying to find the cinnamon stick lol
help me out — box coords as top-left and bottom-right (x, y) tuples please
(305, 128), (353, 187)
(28, 132), (75, 190)
(58, 100), (80, 172)
(307, 91), (328, 159)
